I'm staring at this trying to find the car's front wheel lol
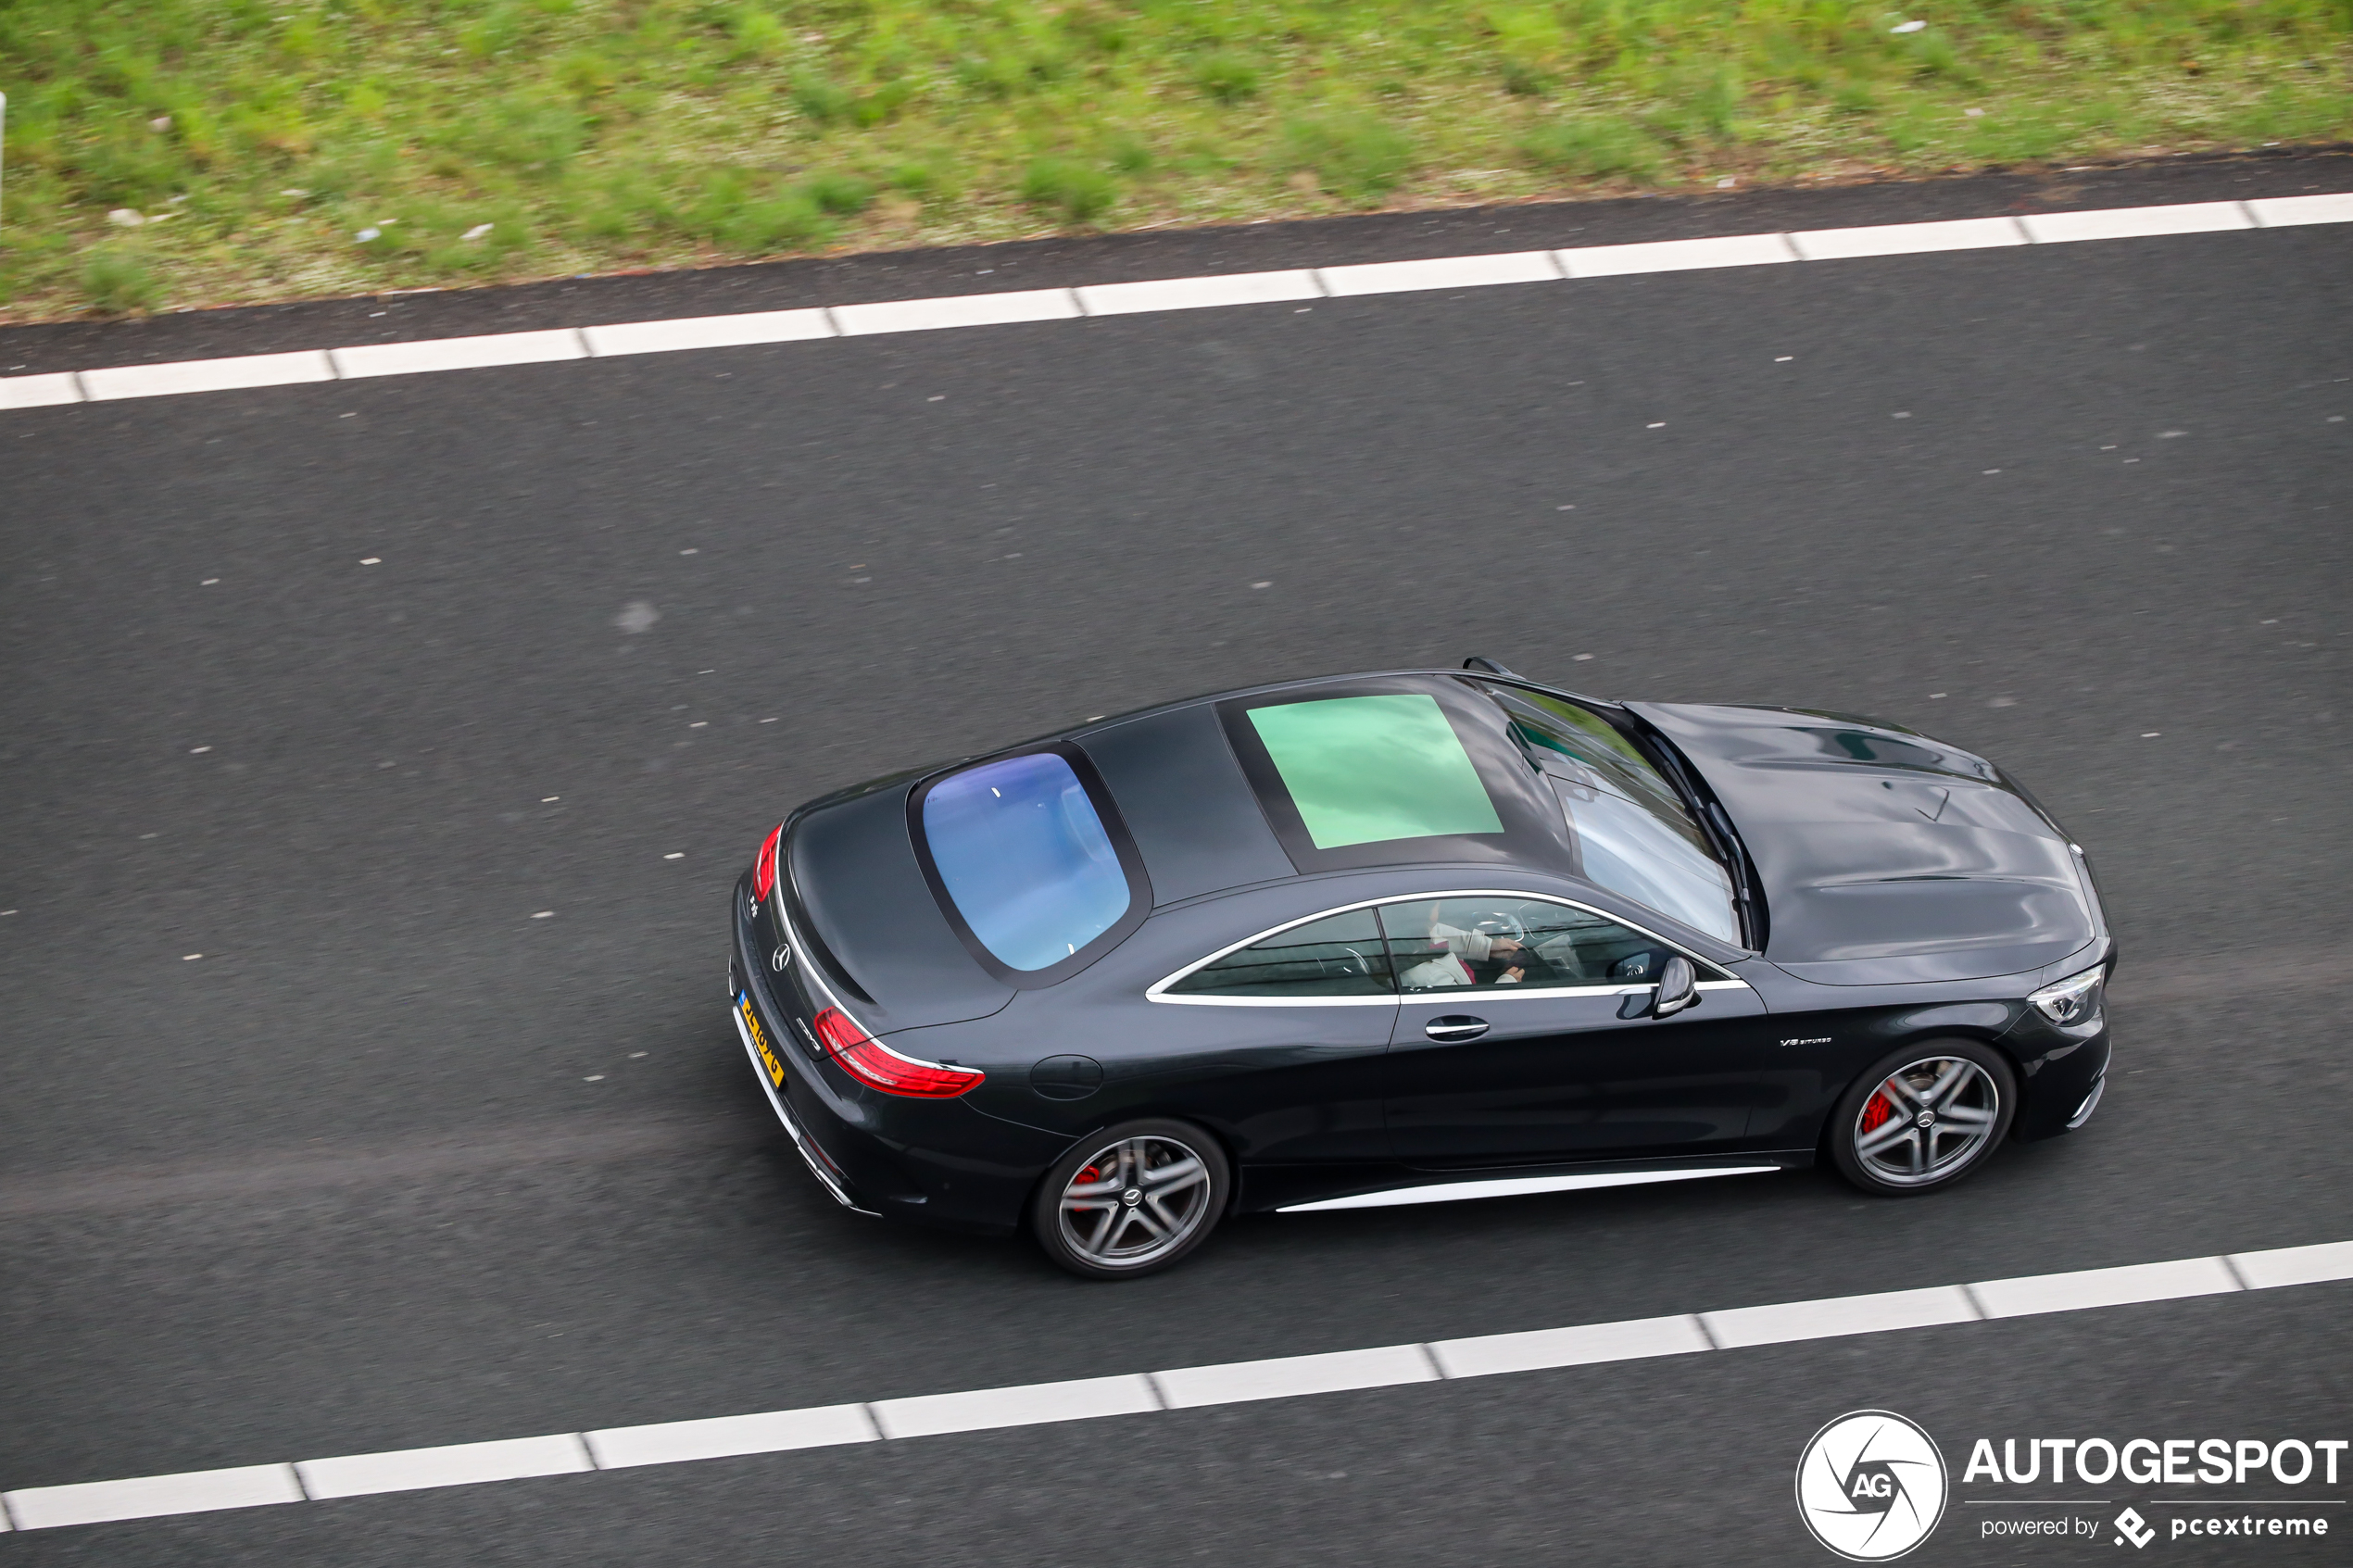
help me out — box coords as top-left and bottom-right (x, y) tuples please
(1031, 1119), (1230, 1280)
(1828, 1040), (2016, 1196)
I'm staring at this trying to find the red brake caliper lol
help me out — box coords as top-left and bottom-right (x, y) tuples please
(1859, 1090), (1895, 1135)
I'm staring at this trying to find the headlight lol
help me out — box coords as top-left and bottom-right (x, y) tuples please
(2030, 964), (2106, 1024)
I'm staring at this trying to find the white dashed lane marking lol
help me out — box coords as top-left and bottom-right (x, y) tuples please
(2, 194), (2347, 413)
(5, 1237), (2348, 1533)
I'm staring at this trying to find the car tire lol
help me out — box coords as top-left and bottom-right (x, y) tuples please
(1031, 1119), (1231, 1281)
(1827, 1039), (2017, 1197)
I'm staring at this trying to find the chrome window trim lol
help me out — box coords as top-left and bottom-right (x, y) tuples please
(1147, 888), (1751, 1008)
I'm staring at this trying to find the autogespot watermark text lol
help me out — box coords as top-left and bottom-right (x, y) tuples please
(1964, 1434), (2347, 1488)
(1963, 1435), (2343, 1550)
(1798, 1413), (2346, 1558)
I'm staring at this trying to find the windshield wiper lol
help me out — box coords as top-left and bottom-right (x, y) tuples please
(1701, 800), (1767, 953)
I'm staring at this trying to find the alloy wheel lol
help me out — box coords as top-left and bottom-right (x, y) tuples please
(1056, 1135), (1214, 1270)
(1851, 1056), (2001, 1187)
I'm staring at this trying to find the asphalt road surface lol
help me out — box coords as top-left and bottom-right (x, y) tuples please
(3, 155), (2348, 1565)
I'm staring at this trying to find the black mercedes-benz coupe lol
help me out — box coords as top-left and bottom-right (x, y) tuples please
(726, 663), (2112, 1279)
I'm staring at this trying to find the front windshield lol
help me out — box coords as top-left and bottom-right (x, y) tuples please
(1477, 684), (1740, 945)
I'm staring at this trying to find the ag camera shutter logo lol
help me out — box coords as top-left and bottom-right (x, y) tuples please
(1795, 1410), (1948, 1561)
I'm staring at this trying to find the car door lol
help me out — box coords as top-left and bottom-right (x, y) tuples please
(1378, 895), (1774, 1165)
(1140, 906), (1400, 1164)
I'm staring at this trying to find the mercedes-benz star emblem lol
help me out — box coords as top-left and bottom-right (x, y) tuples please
(771, 945), (791, 972)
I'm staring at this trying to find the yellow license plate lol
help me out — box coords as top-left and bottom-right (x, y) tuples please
(738, 992), (786, 1087)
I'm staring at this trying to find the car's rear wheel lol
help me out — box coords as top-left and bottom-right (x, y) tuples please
(1031, 1119), (1230, 1280)
(1828, 1040), (2016, 1196)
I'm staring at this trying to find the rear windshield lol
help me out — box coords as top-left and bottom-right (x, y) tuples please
(920, 752), (1133, 972)
(1245, 693), (1504, 849)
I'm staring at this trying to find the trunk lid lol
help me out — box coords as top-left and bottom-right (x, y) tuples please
(784, 776), (1017, 1033)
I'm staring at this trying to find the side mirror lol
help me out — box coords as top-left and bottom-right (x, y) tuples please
(1615, 954), (1701, 1019)
(1652, 955), (1699, 1018)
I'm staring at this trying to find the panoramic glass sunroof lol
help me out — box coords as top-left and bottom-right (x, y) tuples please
(1244, 693), (1504, 850)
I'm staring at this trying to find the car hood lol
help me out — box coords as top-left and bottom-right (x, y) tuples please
(1627, 703), (2095, 984)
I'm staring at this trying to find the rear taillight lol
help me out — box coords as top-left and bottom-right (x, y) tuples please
(811, 1006), (985, 1098)
(751, 822), (782, 902)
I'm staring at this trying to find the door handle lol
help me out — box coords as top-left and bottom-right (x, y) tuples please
(1424, 1015), (1489, 1043)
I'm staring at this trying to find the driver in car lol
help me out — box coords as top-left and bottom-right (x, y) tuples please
(1399, 916), (1537, 989)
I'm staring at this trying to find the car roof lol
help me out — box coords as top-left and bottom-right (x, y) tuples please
(1066, 670), (1619, 909)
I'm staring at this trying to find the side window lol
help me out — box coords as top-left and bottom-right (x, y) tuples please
(1167, 909), (1394, 998)
(1381, 897), (1676, 993)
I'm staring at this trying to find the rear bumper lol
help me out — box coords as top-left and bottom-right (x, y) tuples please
(727, 979), (877, 1217)
(729, 879), (1054, 1235)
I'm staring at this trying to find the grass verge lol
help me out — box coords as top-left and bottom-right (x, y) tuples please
(0, 1), (2347, 322)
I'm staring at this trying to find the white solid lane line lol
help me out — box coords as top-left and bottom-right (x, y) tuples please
(1154, 1344), (1440, 1410)
(1076, 269), (1323, 315)
(580, 307), (837, 358)
(2018, 199), (2252, 244)
(1969, 1255), (2241, 1318)
(331, 329), (586, 379)
(79, 350), (336, 401)
(584, 1404), (877, 1469)
(6, 1236), (2349, 1530)
(830, 287), (1082, 335)
(3, 192), (2346, 412)
(1316, 250), (1565, 295)
(1557, 231), (1798, 278)
(872, 1374), (1162, 1438)
(1428, 1312), (1709, 1379)
(2, 1463), (304, 1530)
(0, 371), (84, 409)
(294, 1433), (593, 1499)
(2230, 1237), (2353, 1289)
(1786, 216), (2027, 261)
(2248, 192), (2353, 227)
(1701, 1284), (1980, 1348)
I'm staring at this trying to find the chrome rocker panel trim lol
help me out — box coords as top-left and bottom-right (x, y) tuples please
(1276, 1164), (1780, 1213)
